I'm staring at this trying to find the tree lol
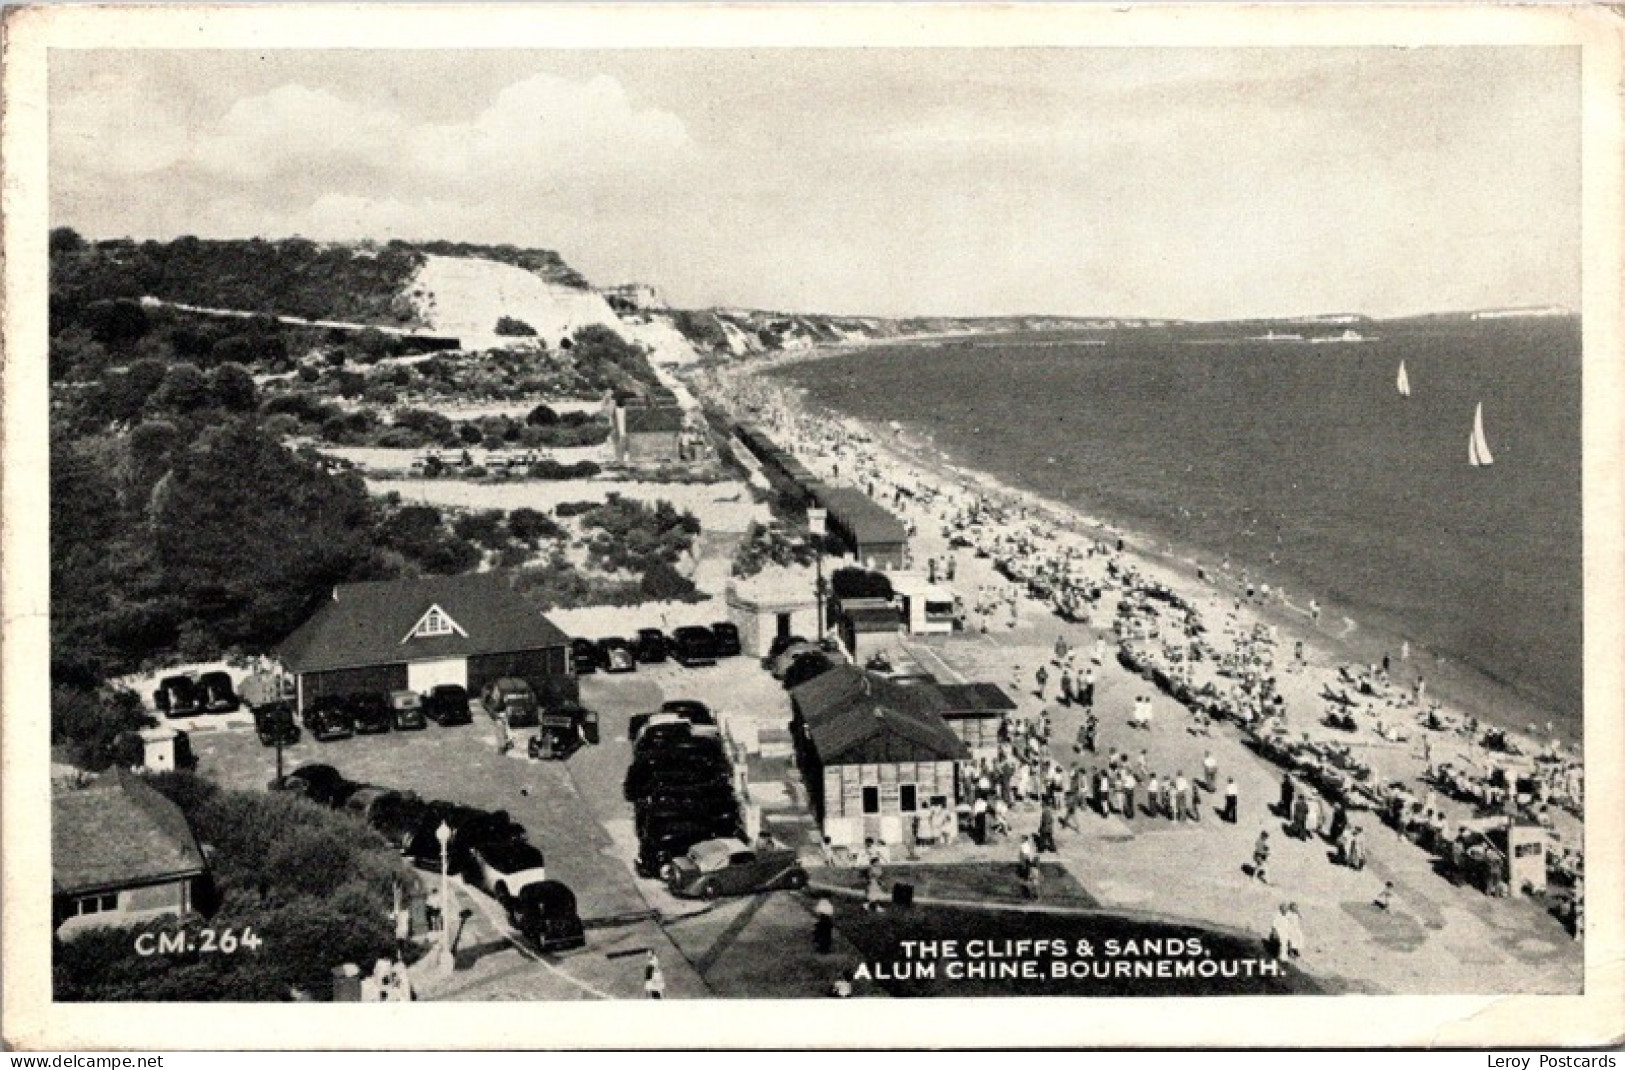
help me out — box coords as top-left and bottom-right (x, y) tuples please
(208, 363), (258, 412)
(51, 686), (153, 771)
(151, 363), (211, 414)
(83, 298), (151, 349)
(525, 403), (560, 426)
(506, 507), (561, 543)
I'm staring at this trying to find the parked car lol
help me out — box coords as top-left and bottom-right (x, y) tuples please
(671, 626), (717, 667)
(528, 702), (600, 760)
(628, 704), (714, 744)
(195, 670), (242, 713)
(422, 684), (473, 726)
(764, 634), (810, 666)
(462, 839), (549, 903)
(769, 641), (824, 679)
(636, 823), (745, 879)
(658, 700), (716, 725)
(570, 638), (601, 675)
(596, 637), (636, 673)
(343, 785), (412, 824)
(480, 677), (540, 729)
(635, 787), (741, 840)
(282, 763), (349, 806)
(664, 838), (807, 899)
(370, 792), (432, 852)
(404, 803), (526, 872)
(632, 628), (669, 664)
(710, 622), (742, 658)
(629, 714), (705, 753)
(347, 692), (393, 735)
(252, 701), (300, 747)
(506, 880), (586, 952)
(302, 696), (354, 742)
(624, 749), (731, 802)
(783, 651), (837, 690)
(154, 675), (203, 718)
(388, 690), (428, 730)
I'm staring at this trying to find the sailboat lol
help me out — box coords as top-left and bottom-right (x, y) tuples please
(1469, 402), (1494, 467)
(1396, 361), (1411, 397)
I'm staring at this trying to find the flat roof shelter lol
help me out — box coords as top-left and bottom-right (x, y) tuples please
(833, 596), (903, 660)
(790, 665), (969, 847)
(889, 572), (959, 634)
(725, 566), (822, 658)
(811, 485), (908, 569)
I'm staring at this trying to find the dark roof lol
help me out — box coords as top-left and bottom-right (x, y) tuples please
(792, 665), (970, 765)
(936, 682), (1018, 719)
(275, 572), (570, 674)
(838, 597), (902, 631)
(811, 486), (909, 546)
(53, 770), (207, 896)
(624, 405), (685, 434)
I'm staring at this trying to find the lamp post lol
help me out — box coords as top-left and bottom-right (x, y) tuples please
(435, 820), (453, 974)
(808, 507), (828, 638)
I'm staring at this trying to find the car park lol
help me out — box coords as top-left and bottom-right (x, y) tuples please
(710, 622), (743, 658)
(347, 692), (393, 735)
(388, 690), (428, 730)
(302, 696), (355, 742)
(282, 763), (350, 806)
(664, 838), (807, 899)
(252, 701), (301, 747)
(480, 677), (540, 729)
(154, 675), (204, 718)
(195, 670), (242, 713)
(596, 637), (636, 673)
(506, 880), (586, 953)
(671, 626), (718, 667)
(462, 839), (549, 903)
(422, 684), (473, 726)
(632, 628), (669, 664)
(570, 638), (601, 675)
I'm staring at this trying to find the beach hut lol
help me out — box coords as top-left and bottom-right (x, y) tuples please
(832, 596), (903, 661)
(808, 486), (909, 569)
(888, 572), (959, 635)
(934, 682), (1018, 761)
(789, 665), (968, 847)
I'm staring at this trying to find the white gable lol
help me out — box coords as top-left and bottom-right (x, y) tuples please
(402, 604), (467, 643)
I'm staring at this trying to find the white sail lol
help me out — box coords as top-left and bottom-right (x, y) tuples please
(1469, 402), (1494, 467)
(1397, 361), (1411, 397)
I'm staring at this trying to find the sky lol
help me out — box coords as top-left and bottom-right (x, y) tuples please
(49, 48), (1581, 320)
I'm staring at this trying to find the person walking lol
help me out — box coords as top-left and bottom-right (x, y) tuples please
(1081, 667), (1096, 708)
(1223, 777), (1239, 823)
(1146, 773), (1161, 818)
(813, 895), (836, 953)
(1279, 774), (1296, 818)
(1122, 770), (1138, 820)
(1203, 751), (1219, 793)
(1270, 903), (1294, 961)
(1035, 664), (1049, 700)
(1252, 831), (1272, 885)
(1174, 771), (1192, 822)
(1037, 802), (1058, 853)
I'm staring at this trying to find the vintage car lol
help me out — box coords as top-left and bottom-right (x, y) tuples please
(462, 839), (548, 903)
(153, 674), (204, 718)
(670, 626), (718, 668)
(345, 692), (392, 735)
(632, 628), (669, 664)
(404, 803), (527, 873)
(596, 637), (637, 674)
(636, 822), (744, 880)
(663, 838), (808, 899)
(301, 696), (355, 742)
(388, 690), (428, 730)
(658, 699), (715, 726)
(282, 763), (350, 806)
(505, 880), (586, 953)
(421, 684), (473, 726)
(252, 701), (300, 747)
(570, 638), (601, 675)
(709, 622), (743, 658)
(480, 677), (540, 729)
(195, 670), (242, 713)
(624, 745), (731, 803)
(527, 702), (600, 760)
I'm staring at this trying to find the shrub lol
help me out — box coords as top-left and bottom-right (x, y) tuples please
(507, 507), (562, 542)
(495, 316), (537, 337)
(640, 560), (698, 601)
(554, 500), (598, 518)
(528, 459), (600, 480)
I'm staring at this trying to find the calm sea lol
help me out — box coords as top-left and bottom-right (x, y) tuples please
(776, 316), (1583, 732)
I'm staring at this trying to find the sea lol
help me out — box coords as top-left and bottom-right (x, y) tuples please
(774, 315), (1584, 739)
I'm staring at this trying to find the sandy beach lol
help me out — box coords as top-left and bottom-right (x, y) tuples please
(687, 346), (1586, 994)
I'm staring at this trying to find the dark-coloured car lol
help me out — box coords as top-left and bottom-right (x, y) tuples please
(528, 702), (600, 760)
(633, 628), (669, 664)
(628, 702), (714, 743)
(764, 634), (812, 666)
(659, 700), (716, 725)
(462, 839), (548, 903)
(783, 651), (837, 690)
(664, 838), (807, 899)
(506, 880), (586, 952)
(196, 671), (242, 713)
(671, 626), (717, 668)
(635, 787), (741, 841)
(388, 690), (428, 730)
(769, 641), (824, 679)
(404, 803), (527, 873)
(302, 696), (354, 742)
(252, 701), (300, 747)
(282, 763), (349, 806)
(343, 785), (412, 824)
(636, 823), (744, 879)
(481, 677), (540, 729)
(624, 749), (731, 802)
(347, 692), (393, 735)
(710, 622), (742, 658)
(370, 792), (432, 852)
(422, 684), (473, 726)
(570, 638), (601, 675)
(596, 637), (636, 673)
(154, 675), (203, 718)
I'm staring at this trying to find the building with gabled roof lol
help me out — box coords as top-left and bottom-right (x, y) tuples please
(53, 770), (209, 939)
(789, 664), (969, 846)
(274, 572), (572, 710)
